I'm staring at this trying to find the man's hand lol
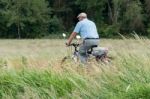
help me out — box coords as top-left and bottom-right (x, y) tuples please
(66, 42), (70, 46)
(66, 32), (77, 46)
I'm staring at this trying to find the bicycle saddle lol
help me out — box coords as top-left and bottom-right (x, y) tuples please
(90, 45), (98, 48)
(87, 45), (98, 54)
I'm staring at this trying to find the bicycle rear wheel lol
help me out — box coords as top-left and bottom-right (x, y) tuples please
(95, 54), (110, 64)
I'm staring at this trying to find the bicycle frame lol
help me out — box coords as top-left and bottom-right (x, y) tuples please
(69, 43), (112, 64)
(69, 43), (98, 62)
(61, 42), (112, 64)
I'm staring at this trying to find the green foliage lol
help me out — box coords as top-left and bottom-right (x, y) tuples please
(122, 0), (145, 34)
(100, 24), (119, 37)
(0, 69), (84, 99)
(0, 0), (149, 38)
(93, 53), (150, 99)
(49, 16), (64, 33)
(0, 0), (51, 38)
(0, 59), (7, 68)
(126, 84), (150, 99)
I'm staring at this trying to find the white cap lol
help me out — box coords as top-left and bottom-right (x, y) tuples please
(77, 12), (87, 18)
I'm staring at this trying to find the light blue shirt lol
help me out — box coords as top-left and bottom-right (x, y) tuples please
(73, 18), (99, 39)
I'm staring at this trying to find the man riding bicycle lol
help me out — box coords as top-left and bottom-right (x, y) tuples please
(66, 12), (99, 64)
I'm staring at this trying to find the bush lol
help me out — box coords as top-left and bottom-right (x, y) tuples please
(49, 16), (65, 34)
(100, 24), (120, 38)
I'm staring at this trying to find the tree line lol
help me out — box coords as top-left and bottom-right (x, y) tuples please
(0, 0), (149, 38)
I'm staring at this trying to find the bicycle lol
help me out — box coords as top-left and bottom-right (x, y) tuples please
(61, 42), (112, 64)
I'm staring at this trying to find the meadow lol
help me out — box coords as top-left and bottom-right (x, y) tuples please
(0, 37), (150, 99)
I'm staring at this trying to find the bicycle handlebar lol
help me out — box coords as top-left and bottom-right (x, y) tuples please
(66, 43), (80, 47)
(66, 43), (80, 52)
(69, 43), (80, 47)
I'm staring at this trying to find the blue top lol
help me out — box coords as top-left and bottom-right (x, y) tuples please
(73, 18), (99, 39)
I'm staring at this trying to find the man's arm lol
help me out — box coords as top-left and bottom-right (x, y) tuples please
(66, 32), (77, 46)
(66, 22), (81, 46)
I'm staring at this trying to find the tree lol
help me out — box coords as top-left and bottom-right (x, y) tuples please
(122, 0), (145, 34)
(2, 0), (51, 38)
(0, 0), (149, 38)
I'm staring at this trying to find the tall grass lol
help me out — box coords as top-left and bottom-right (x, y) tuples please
(0, 38), (150, 99)
(0, 68), (87, 99)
